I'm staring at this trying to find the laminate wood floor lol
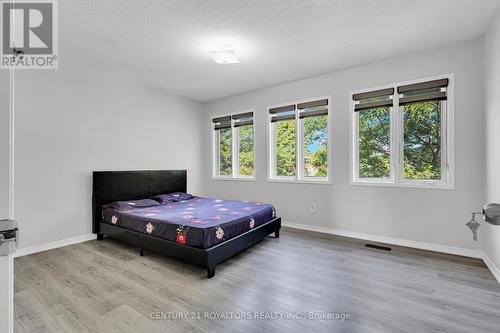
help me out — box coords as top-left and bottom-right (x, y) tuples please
(14, 228), (500, 333)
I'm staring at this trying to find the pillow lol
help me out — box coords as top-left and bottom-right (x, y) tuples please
(169, 192), (194, 201)
(152, 192), (194, 203)
(103, 199), (159, 210)
(151, 194), (179, 205)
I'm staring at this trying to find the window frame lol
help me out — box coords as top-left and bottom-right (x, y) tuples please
(267, 96), (332, 185)
(212, 110), (256, 181)
(350, 74), (455, 189)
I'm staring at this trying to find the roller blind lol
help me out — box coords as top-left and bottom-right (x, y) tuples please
(353, 88), (394, 112)
(269, 104), (296, 123)
(397, 78), (448, 94)
(298, 99), (328, 119)
(232, 112), (253, 127)
(213, 112), (254, 130)
(212, 116), (231, 130)
(297, 99), (328, 110)
(398, 78), (449, 106)
(269, 99), (329, 122)
(269, 104), (295, 114)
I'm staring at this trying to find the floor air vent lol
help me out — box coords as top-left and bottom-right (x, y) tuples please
(365, 243), (392, 251)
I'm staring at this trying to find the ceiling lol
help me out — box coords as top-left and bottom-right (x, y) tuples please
(61, 0), (500, 102)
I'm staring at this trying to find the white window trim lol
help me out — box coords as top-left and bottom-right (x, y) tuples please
(211, 110), (256, 181)
(267, 96), (333, 185)
(350, 73), (455, 190)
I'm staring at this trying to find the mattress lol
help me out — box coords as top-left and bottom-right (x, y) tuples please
(102, 196), (276, 249)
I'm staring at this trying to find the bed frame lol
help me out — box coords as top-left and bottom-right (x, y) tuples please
(92, 170), (281, 278)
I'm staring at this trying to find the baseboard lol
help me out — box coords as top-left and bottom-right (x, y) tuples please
(11, 224), (500, 284)
(14, 234), (96, 258)
(282, 221), (484, 259)
(482, 253), (500, 283)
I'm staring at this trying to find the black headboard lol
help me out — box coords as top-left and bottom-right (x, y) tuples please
(92, 170), (187, 234)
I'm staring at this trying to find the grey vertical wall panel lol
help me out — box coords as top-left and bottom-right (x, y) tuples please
(0, 71), (9, 219)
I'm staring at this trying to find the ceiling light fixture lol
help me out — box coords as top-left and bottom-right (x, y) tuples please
(209, 45), (239, 64)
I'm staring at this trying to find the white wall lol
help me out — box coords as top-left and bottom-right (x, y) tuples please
(482, 12), (500, 270)
(204, 39), (485, 251)
(0, 65), (13, 333)
(14, 65), (205, 249)
(0, 71), (9, 219)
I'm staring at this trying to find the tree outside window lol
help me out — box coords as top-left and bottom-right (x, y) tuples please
(275, 119), (296, 177)
(303, 115), (328, 177)
(218, 128), (232, 176)
(238, 125), (254, 176)
(358, 107), (391, 178)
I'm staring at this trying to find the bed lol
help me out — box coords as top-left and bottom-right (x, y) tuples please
(92, 170), (281, 278)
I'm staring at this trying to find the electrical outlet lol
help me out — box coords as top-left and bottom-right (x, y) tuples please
(310, 203), (316, 214)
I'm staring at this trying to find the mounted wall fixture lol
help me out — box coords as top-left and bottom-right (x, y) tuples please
(466, 203), (500, 241)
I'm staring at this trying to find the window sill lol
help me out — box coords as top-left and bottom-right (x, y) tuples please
(212, 176), (256, 182)
(350, 179), (455, 190)
(267, 178), (332, 185)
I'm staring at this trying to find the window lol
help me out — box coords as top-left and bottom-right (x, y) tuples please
(403, 100), (442, 180)
(236, 115), (254, 177)
(212, 112), (255, 180)
(351, 76), (454, 188)
(274, 118), (296, 177)
(217, 127), (232, 176)
(269, 98), (331, 183)
(354, 88), (394, 181)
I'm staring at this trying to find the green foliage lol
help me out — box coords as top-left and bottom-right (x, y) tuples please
(218, 128), (232, 176)
(303, 115), (328, 177)
(275, 119), (296, 176)
(403, 101), (441, 180)
(238, 125), (254, 176)
(358, 101), (442, 180)
(358, 107), (391, 178)
(274, 115), (328, 177)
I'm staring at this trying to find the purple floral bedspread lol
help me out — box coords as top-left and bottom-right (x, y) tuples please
(102, 197), (276, 249)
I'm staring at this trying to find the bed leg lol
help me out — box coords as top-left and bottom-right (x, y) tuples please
(275, 230), (280, 238)
(97, 233), (104, 241)
(139, 247), (144, 257)
(207, 265), (216, 279)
